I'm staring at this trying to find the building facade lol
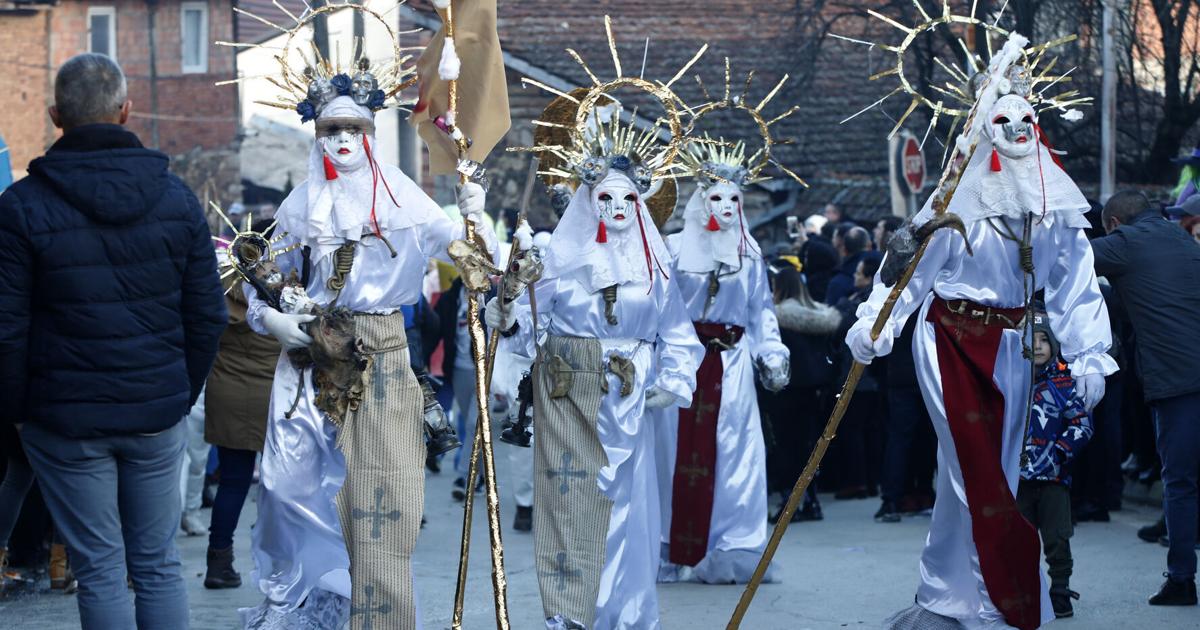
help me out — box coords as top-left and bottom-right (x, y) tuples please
(0, 0), (239, 206)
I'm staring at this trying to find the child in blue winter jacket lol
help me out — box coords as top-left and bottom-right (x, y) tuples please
(1018, 312), (1094, 620)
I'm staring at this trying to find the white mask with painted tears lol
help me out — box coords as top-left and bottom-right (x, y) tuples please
(316, 120), (371, 173)
(592, 173), (640, 234)
(987, 95), (1038, 160)
(704, 182), (742, 230)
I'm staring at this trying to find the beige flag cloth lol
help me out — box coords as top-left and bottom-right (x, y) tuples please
(411, 0), (510, 174)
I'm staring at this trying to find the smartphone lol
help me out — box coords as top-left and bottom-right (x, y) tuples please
(786, 216), (802, 239)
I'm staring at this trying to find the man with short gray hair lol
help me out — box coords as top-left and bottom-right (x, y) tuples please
(1093, 190), (1200, 607)
(0, 53), (227, 629)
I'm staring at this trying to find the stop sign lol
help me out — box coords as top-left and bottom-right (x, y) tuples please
(901, 137), (925, 194)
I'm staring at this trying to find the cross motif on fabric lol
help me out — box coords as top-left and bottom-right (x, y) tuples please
(372, 361), (408, 402)
(690, 390), (716, 424)
(676, 521), (705, 559)
(540, 551), (582, 592)
(350, 584), (392, 630)
(678, 452), (710, 488)
(545, 451), (587, 495)
(351, 487), (402, 539)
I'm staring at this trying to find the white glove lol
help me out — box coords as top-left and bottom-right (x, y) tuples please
(484, 296), (516, 332)
(644, 387), (677, 410)
(1074, 373), (1106, 412)
(460, 182), (497, 261)
(760, 356), (790, 392)
(262, 309), (315, 349)
(458, 181), (486, 217)
(846, 320), (894, 365)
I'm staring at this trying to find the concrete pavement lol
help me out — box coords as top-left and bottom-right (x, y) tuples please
(0, 448), (1193, 629)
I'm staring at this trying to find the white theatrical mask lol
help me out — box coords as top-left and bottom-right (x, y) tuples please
(703, 182), (743, 230)
(987, 94), (1038, 160)
(318, 122), (371, 173)
(593, 174), (641, 234)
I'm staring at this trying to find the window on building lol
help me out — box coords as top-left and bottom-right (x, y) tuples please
(181, 2), (209, 74)
(87, 7), (116, 59)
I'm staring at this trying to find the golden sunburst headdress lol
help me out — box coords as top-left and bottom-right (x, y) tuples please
(216, 0), (420, 121)
(210, 204), (298, 296)
(512, 16), (708, 225)
(834, 0), (1089, 165)
(681, 58), (808, 189)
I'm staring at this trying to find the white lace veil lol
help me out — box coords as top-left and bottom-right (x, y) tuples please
(922, 118), (1090, 229)
(674, 185), (761, 273)
(544, 170), (672, 294)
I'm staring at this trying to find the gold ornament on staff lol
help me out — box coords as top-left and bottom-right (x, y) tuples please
(727, 1), (1086, 626)
(208, 202), (298, 295)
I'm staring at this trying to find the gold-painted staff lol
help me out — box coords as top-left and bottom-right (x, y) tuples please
(411, 0), (513, 627)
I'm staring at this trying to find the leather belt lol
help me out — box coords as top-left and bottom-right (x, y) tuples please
(940, 298), (1025, 329)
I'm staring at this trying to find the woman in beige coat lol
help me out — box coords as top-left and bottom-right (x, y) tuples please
(203, 279), (280, 589)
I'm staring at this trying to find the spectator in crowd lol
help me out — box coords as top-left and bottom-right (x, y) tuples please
(1017, 312), (1094, 619)
(0, 53), (227, 628)
(762, 263), (840, 522)
(823, 203), (843, 224)
(202, 237), (282, 589)
(1093, 190), (1200, 606)
(874, 216), (904, 251)
(1182, 216), (1200, 245)
(874, 315), (937, 522)
(832, 251), (885, 499)
(435, 275), (489, 500)
(1170, 195), (1200, 243)
(825, 225), (871, 305)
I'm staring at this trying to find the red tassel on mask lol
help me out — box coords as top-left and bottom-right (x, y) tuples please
(323, 153), (338, 180)
(706, 214), (721, 231)
(596, 220), (608, 244)
(990, 148), (1002, 172)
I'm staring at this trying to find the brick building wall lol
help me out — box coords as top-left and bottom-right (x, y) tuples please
(0, 8), (54, 177)
(47, 0), (239, 155)
(0, 0), (239, 192)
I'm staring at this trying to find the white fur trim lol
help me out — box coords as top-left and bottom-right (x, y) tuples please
(439, 38), (461, 81)
(431, 0), (450, 8)
(514, 223), (534, 250)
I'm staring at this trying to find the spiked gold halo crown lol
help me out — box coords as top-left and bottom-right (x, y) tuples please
(681, 57), (808, 189)
(835, 0), (1090, 164)
(513, 16), (708, 205)
(216, 0), (421, 116)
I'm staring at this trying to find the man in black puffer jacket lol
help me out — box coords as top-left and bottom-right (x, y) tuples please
(0, 54), (226, 629)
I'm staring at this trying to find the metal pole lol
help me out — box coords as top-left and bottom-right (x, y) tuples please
(1100, 0), (1117, 202)
(145, 0), (160, 149)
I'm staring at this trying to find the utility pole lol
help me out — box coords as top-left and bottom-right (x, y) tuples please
(146, 0), (160, 149)
(1100, 0), (1118, 202)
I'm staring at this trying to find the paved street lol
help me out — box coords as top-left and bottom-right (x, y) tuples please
(0, 448), (1193, 630)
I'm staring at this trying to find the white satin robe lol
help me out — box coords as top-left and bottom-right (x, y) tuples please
(505, 267), (703, 630)
(855, 212), (1116, 628)
(653, 252), (788, 584)
(243, 217), (466, 617)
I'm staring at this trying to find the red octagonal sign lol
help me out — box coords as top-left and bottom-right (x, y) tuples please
(902, 137), (925, 194)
